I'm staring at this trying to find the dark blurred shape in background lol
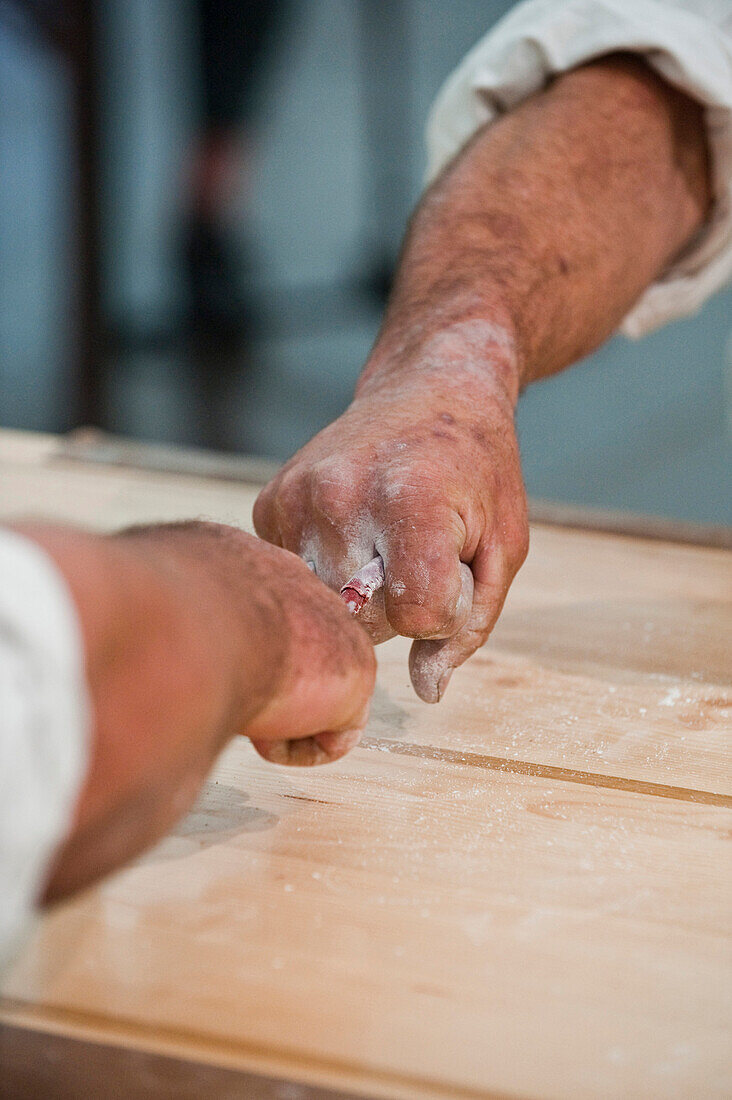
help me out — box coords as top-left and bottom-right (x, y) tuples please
(183, 0), (290, 449)
(0, 1), (730, 522)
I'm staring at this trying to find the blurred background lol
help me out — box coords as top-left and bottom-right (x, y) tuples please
(1, 0), (730, 523)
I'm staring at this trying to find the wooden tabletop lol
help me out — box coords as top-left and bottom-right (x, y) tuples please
(0, 430), (730, 1099)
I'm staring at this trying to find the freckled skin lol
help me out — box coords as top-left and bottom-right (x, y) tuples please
(255, 54), (710, 702)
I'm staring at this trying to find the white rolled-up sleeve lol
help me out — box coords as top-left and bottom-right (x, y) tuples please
(0, 530), (90, 969)
(426, 0), (732, 337)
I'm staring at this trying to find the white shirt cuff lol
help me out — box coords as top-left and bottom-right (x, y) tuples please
(425, 0), (732, 337)
(0, 529), (90, 969)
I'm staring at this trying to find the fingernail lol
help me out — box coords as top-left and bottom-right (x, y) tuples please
(436, 668), (454, 701)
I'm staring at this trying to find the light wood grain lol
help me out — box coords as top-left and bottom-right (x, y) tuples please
(1, 431), (730, 1099)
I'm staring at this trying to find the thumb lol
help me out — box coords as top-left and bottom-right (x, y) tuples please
(409, 545), (512, 703)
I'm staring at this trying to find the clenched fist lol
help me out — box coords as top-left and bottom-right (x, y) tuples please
(16, 520), (376, 902)
(254, 322), (529, 702)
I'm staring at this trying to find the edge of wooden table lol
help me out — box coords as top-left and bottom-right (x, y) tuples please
(1, 427), (730, 1100)
(45, 428), (732, 550)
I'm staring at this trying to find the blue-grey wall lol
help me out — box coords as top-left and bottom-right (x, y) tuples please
(1, 0), (730, 523)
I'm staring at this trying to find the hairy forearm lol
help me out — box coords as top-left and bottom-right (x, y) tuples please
(13, 522), (284, 900)
(364, 53), (711, 391)
(251, 58), (712, 706)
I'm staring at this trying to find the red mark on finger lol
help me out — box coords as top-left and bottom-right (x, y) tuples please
(340, 555), (385, 615)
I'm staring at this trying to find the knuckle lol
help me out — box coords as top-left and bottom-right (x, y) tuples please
(510, 519), (530, 571)
(506, 490), (530, 568)
(267, 469), (311, 543)
(470, 580), (505, 632)
(273, 468), (306, 516)
(388, 596), (456, 640)
(252, 484), (277, 538)
(310, 461), (356, 525)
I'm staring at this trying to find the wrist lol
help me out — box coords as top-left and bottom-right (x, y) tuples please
(357, 312), (522, 410)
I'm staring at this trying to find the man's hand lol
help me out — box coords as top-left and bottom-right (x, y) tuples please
(255, 54), (710, 698)
(254, 323), (528, 703)
(15, 521), (375, 902)
(119, 522), (376, 767)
